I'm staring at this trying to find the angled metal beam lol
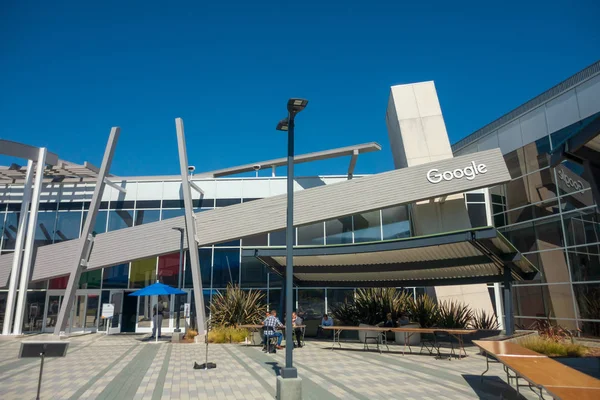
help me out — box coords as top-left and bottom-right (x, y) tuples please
(104, 178), (127, 194)
(175, 118), (206, 335)
(54, 127), (120, 335)
(1, 159), (34, 335)
(13, 148), (47, 334)
(188, 179), (204, 195)
(0, 139), (59, 166)
(347, 149), (359, 179)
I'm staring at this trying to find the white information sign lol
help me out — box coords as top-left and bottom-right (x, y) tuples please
(184, 303), (190, 318)
(101, 303), (115, 319)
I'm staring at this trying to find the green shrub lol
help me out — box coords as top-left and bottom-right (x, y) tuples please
(437, 300), (472, 329)
(408, 294), (439, 328)
(519, 336), (587, 357)
(470, 309), (499, 330)
(330, 288), (411, 326)
(208, 326), (249, 343)
(209, 284), (267, 327)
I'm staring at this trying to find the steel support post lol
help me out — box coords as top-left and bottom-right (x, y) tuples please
(175, 118), (206, 335)
(1, 160), (34, 335)
(281, 114), (297, 379)
(54, 127), (120, 335)
(13, 149), (47, 335)
(503, 264), (514, 336)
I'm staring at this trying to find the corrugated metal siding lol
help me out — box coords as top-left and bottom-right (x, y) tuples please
(0, 149), (510, 285)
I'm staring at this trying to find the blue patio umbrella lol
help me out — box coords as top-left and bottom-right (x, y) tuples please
(129, 282), (186, 342)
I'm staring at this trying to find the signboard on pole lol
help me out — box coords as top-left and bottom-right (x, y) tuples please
(184, 303), (190, 318)
(101, 303), (115, 319)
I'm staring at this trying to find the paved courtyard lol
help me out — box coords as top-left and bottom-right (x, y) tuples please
(0, 334), (540, 399)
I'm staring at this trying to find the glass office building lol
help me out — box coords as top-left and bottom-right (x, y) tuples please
(453, 62), (600, 337)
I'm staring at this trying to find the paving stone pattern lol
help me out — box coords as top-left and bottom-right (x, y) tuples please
(0, 334), (542, 399)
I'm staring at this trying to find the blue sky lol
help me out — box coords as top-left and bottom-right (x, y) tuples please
(1, 1), (598, 177)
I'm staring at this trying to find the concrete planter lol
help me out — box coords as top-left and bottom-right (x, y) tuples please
(394, 324), (421, 345)
(555, 357), (600, 379)
(463, 329), (502, 343)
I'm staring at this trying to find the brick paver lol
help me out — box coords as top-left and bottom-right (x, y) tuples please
(0, 334), (542, 399)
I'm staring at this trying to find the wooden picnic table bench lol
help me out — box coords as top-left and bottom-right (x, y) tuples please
(474, 340), (600, 399)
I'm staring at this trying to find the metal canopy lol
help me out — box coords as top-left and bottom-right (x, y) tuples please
(243, 227), (538, 287)
(0, 160), (116, 183)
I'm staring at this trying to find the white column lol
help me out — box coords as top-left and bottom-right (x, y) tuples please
(13, 148), (47, 335)
(1, 160), (34, 335)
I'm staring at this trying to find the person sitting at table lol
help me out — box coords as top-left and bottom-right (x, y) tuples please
(316, 314), (334, 338)
(398, 313), (410, 326)
(263, 309), (284, 350)
(383, 313), (396, 328)
(292, 311), (303, 348)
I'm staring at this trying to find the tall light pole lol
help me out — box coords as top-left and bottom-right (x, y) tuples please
(172, 227), (185, 332)
(276, 98), (308, 380)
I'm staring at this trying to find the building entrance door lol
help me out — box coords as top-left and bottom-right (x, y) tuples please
(121, 292), (137, 333)
(43, 291), (63, 333)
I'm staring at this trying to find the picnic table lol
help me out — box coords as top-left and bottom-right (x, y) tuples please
(323, 326), (476, 358)
(474, 340), (600, 399)
(237, 324), (306, 346)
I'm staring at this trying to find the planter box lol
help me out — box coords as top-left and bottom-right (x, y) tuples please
(464, 329), (502, 343)
(555, 357), (600, 379)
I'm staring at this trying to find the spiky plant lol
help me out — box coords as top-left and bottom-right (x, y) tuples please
(437, 300), (473, 329)
(209, 284), (267, 327)
(330, 288), (412, 325)
(470, 309), (499, 330)
(408, 294), (439, 328)
(330, 300), (361, 326)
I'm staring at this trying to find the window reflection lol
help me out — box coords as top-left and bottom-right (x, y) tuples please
(325, 217), (352, 245)
(55, 211), (82, 242)
(130, 257), (157, 289)
(297, 222), (325, 246)
(212, 248), (240, 287)
(79, 269), (102, 289)
(102, 263), (129, 289)
(1, 213), (19, 249)
(107, 210), (134, 231)
(184, 248), (212, 288)
(158, 253), (181, 287)
(298, 289), (325, 321)
(241, 256), (268, 288)
(353, 211), (381, 243)
(134, 210), (160, 226)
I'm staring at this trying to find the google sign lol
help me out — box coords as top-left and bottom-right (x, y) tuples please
(427, 162), (488, 184)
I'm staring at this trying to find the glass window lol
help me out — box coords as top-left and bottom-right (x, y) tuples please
(82, 210), (108, 235)
(532, 198), (560, 220)
(507, 205), (535, 225)
(54, 211), (82, 242)
(466, 193), (485, 202)
(107, 210), (134, 231)
(138, 297), (152, 328)
(134, 210), (160, 226)
(162, 200), (185, 209)
(524, 137), (551, 173)
(490, 185), (506, 205)
(241, 256), (268, 288)
(0, 292), (6, 329)
(161, 209), (185, 220)
(158, 252), (181, 287)
(34, 211), (57, 247)
(506, 176), (530, 211)
(212, 248), (240, 287)
(28, 280), (47, 290)
(325, 217), (352, 245)
(242, 233), (268, 247)
(269, 230), (287, 246)
(22, 291), (46, 332)
(327, 289), (354, 312)
(534, 216), (565, 250)
(353, 211), (381, 243)
(500, 222), (537, 253)
(49, 276), (69, 290)
(298, 289), (325, 321)
(527, 168), (557, 203)
(381, 206), (411, 240)
(129, 257), (157, 289)
(184, 248), (212, 288)
(214, 239), (240, 247)
(573, 283), (600, 338)
(568, 249), (600, 282)
(216, 198), (241, 207)
(467, 203), (488, 227)
(504, 148), (527, 179)
(297, 222), (325, 246)
(102, 263), (129, 289)
(135, 200), (160, 209)
(562, 208), (600, 248)
(79, 269), (102, 289)
(86, 294), (99, 328)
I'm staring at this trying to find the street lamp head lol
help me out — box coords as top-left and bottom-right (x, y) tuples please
(276, 117), (289, 131)
(172, 227), (184, 232)
(287, 98), (308, 115)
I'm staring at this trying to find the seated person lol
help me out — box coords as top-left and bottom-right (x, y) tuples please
(292, 311), (303, 348)
(316, 314), (334, 337)
(397, 313), (410, 326)
(383, 313), (396, 328)
(263, 309), (284, 350)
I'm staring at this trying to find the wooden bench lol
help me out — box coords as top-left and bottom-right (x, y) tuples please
(474, 340), (600, 399)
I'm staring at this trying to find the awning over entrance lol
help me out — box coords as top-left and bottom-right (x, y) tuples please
(243, 227), (538, 287)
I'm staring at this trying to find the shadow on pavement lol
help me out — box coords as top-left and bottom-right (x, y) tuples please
(462, 374), (528, 399)
(265, 361), (281, 376)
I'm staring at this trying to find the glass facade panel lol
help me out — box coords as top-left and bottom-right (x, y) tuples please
(23, 291), (46, 332)
(184, 248), (212, 288)
(527, 168), (557, 203)
(54, 211), (82, 242)
(562, 208), (600, 248)
(242, 233), (268, 247)
(158, 253), (181, 287)
(138, 297), (152, 328)
(574, 283), (600, 337)
(161, 209), (185, 220)
(212, 248), (240, 287)
(34, 211), (57, 248)
(297, 222), (325, 246)
(45, 295), (61, 330)
(86, 294), (99, 328)
(534, 215), (565, 250)
(79, 269), (102, 289)
(568, 248), (600, 282)
(353, 211), (381, 243)
(298, 289), (325, 321)
(524, 136), (551, 173)
(325, 217), (352, 245)
(241, 256), (268, 288)
(381, 205), (411, 240)
(82, 210), (108, 235)
(506, 176), (530, 212)
(102, 263), (129, 288)
(134, 210), (160, 226)
(327, 289), (354, 312)
(504, 148), (527, 179)
(107, 210), (134, 231)
(269, 230), (287, 246)
(500, 222), (537, 253)
(0, 292), (7, 329)
(467, 203), (487, 227)
(130, 257), (157, 289)
(49, 275), (69, 290)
